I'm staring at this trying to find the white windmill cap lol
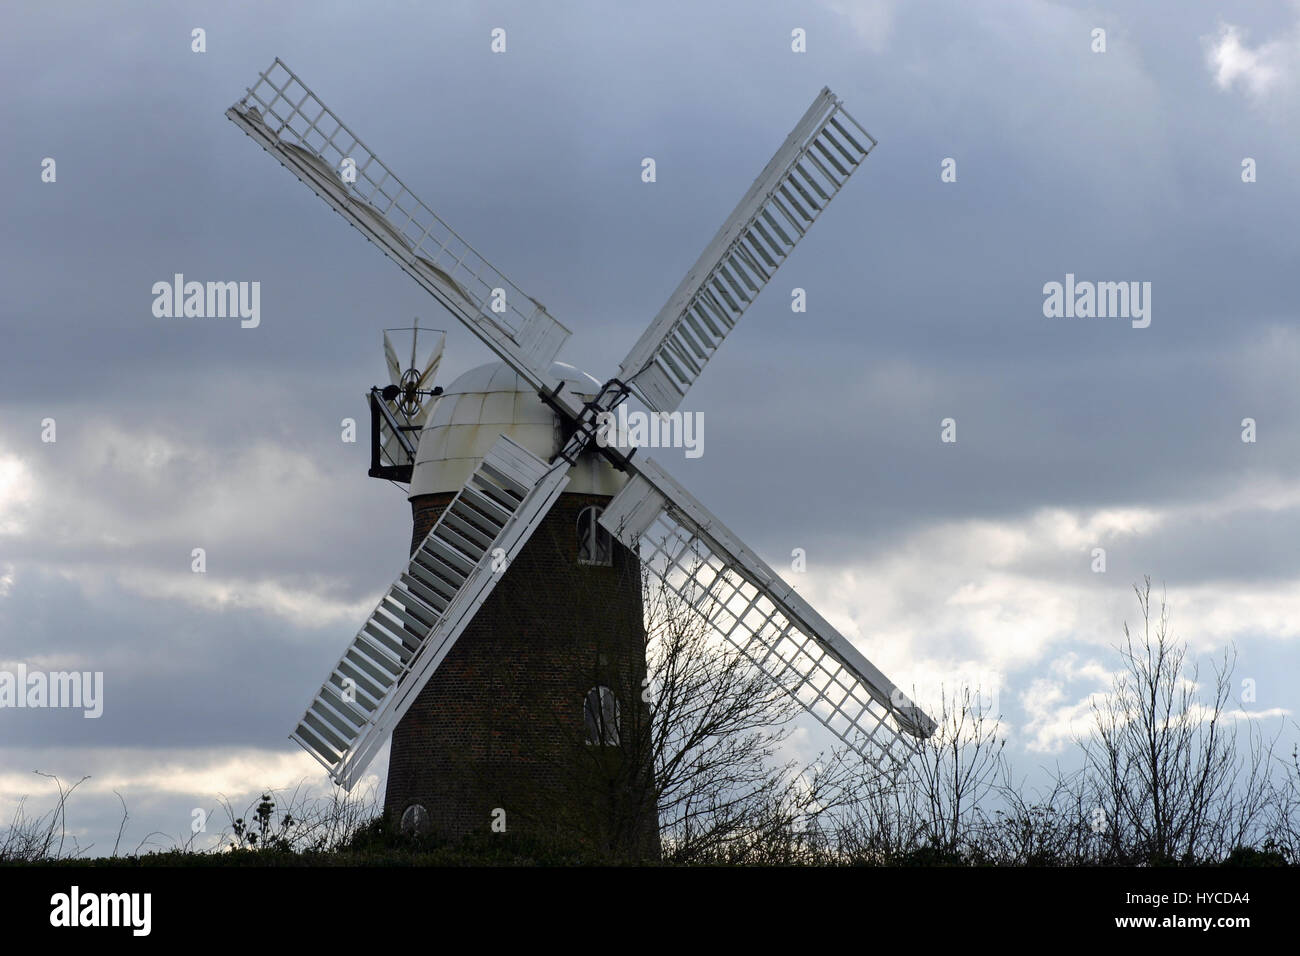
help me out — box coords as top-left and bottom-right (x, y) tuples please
(408, 360), (629, 499)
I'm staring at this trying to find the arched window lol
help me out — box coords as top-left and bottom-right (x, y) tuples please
(577, 505), (613, 566)
(584, 685), (621, 746)
(400, 803), (431, 836)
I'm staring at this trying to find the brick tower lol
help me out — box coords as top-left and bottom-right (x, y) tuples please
(382, 361), (659, 858)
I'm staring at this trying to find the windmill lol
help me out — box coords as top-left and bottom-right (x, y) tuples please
(228, 58), (935, 849)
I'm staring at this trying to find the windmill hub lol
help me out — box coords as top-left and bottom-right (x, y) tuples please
(397, 368), (424, 415)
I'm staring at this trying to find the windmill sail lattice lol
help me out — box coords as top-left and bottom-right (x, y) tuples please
(292, 435), (570, 788)
(619, 89), (875, 414)
(226, 58), (574, 405)
(600, 457), (934, 772)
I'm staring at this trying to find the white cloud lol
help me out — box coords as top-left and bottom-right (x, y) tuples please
(7, 421), (337, 554)
(784, 473), (1300, 753)
(0, 451), (35, 536)
(109, 565), (373, 631)
(1205, 19), (1300, 102)
(1021, 676), (1103, 753)
(0, 416), (398, 629)
(0, 747), (322, 800)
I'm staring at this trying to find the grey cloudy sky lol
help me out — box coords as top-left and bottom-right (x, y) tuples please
(2, 0), (1298, 853)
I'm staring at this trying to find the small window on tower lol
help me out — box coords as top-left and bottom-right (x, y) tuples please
(584, 685), (621, 746)
(400, 803), (431, 837)
(577, 505), (613, 566)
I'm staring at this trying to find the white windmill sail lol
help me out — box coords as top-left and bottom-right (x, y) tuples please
(600, 455), (934, 772)
(292, 435), (570, 788)
(226, 58), (578, 411)
(618, 88), (876, 414)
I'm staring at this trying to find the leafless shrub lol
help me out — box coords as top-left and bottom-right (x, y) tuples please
(0, 772), (91, 862)
(1079, 577), (1278, 864)
(218, 779), (379, 853)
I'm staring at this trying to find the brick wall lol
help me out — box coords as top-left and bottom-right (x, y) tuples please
(383, 490), (660, 858)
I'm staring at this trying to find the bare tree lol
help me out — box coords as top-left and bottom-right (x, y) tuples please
(801, 683), (1006, 865)
(1079, 577), (1271, 864)
(1264, 732), (1300, 863)
(981, 766), (1100, 866)
(648, 581), (892, 861)
(912, 684), (1005, 859)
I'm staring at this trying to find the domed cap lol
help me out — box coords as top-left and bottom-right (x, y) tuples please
(408, 361), (628, 498)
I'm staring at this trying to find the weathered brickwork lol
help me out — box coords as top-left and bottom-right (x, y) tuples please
(383, 490), (660, 858)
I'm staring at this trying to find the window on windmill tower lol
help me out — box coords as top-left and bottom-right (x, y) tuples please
(584, 685), (621, 746)
(576, 505), (613, 566)
(400, 803), (431, 837)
